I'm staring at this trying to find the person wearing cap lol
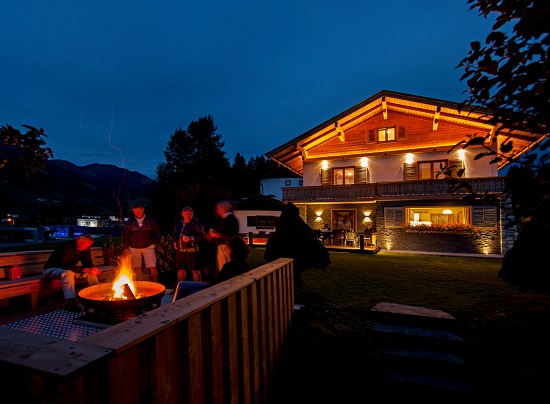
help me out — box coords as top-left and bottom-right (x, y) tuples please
(173, 206), (205, 282)
(123, 203), (163, 282)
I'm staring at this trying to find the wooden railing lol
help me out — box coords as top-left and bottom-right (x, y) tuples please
(0, 258), (294, 404)
(282, 177), (507, 202)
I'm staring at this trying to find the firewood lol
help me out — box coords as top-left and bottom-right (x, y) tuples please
(122, 284), (136, 299)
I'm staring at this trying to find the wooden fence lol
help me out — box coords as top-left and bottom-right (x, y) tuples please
(0, 258), (294, 404)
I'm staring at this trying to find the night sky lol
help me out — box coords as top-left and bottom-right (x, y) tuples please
(1, 1), (495, 179)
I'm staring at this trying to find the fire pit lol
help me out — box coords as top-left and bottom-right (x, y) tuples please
(76, 253), (165, 323)
(78, 281), (165, 317)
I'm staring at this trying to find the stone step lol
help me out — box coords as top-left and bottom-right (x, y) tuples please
(369, 322), (466, 354)
(370, 302), (458, 331)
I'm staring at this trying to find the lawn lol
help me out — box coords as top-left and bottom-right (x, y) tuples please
(248, 246), (550, 401)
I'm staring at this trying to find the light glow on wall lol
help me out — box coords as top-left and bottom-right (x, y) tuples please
(321, 160), (328, 170)
(360, 157), (368, 167)
(406, 153), (414, 164)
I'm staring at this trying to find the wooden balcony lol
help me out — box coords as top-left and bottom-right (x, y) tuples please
(282, 177), (507, 202)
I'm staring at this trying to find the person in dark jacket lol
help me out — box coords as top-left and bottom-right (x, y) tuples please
(173, 206), (205, 282)
(205, 200), (240, 279)
(43, 234), (102, 312)
(123, 203), (162, 282)
(172, 236), (251, 301)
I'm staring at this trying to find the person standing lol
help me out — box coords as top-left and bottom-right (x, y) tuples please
(173, 206), (205, 282)
(205, 200), (240, 280)
(43, 233), (102, 312)
(173, 236), (251, 301)
(123, 203), (162, 282)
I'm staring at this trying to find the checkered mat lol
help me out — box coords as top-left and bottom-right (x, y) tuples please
(1, 294), (174, 341)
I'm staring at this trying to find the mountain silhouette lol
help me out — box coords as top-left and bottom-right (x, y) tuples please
(0, 159), (154, 222)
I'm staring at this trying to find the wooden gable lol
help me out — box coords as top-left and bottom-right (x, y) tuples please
(265, 90), (541, 176)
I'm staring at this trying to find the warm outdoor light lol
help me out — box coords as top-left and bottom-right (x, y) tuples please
(363, 210), (372, 222)
(458, 149), (465, 160)
(443, 209), (452, 214)
(360, 157), (368, 167)
(406, 153), (413, 164)
(321, 160), (328, 170)
(315, 210), (323, 221)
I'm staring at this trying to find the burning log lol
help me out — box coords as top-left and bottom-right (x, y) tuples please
(123, 284), (136, 300)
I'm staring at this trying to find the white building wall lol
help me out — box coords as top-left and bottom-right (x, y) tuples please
(234, 209), (281, 235)
(302, 150), (498, 186)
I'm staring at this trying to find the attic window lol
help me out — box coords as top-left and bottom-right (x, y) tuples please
(378, 127), (396, 142)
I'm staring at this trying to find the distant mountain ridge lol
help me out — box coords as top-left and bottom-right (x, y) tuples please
(0, 159), (155, 220)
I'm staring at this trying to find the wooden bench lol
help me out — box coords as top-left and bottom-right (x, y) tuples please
(0, 247), (116, 309)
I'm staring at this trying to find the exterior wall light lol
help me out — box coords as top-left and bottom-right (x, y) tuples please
(360, 157), (368, 168)
(321, 160), (328, 170)
(406, 153), (414, 164)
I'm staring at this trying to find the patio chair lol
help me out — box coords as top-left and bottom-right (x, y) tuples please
(345, 232), (357, 247)
(332, 230), (345, 246)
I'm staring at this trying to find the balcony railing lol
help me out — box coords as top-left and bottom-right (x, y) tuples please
(282, 177), (507, 202)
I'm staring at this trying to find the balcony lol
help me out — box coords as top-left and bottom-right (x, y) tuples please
(282, 177), (507, 202)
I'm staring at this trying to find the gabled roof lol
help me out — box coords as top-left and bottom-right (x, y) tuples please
(262, 165), (302, 179)
(235, 194), (287, 211)
(265, 89), (543, 176)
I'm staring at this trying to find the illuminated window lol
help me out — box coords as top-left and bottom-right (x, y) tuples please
(333, 167), (355, 185)
(377, 127), (395, 142)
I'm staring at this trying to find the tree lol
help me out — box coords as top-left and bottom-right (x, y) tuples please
(451, 0), (550, 291)
(152, 115), (232, 232)
(0, 124), (53, 176)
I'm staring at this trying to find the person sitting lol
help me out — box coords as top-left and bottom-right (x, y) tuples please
(364, 222), (374, 245)
(42, 234), (102, 312)
(172, 237), (251, 301)
(320, 223), (331, 244)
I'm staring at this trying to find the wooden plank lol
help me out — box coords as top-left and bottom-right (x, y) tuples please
(0, 327), (113, 376)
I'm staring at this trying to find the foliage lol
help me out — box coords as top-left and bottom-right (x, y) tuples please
(404, 223), (480, 233)
(0, 124), (53, 176)
(264, 202), (330, 287)
(446, 0), (550, 290)
(152, 115), (233, 232)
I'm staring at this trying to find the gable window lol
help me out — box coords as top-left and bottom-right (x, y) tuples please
(285, 180), (291, 186)
(378, 127), (396, 142)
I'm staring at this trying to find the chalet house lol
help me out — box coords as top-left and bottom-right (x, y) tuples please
(265, 90), (541, 256)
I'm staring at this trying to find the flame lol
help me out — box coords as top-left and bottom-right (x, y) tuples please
(112, 253), (137, 298)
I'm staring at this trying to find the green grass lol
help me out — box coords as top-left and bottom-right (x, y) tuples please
(247, 246), (550, 345)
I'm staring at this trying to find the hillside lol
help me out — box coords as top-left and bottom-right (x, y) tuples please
(0, 160), (154, 222)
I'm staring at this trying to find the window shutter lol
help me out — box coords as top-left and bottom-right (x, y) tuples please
(403, 163), (418, 181)
(448, 159), (463, 178)
(472, 206), (497, 229)
(368, 129), (375, 142)
(384, 207), (404, 228)
(398, 126), (406, 139)
(355, 166), (368, 184)
(321, 169), (331, 186)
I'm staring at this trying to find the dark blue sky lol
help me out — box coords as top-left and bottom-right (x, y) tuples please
(1, 1), (495, 179)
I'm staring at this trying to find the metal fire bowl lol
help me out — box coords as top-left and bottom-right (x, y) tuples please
(78, 281), (166, 314)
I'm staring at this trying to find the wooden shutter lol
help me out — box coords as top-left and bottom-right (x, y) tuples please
(355, 166), (369, 184)
(448, 159), (463, 178)
(403, 163), (418, 181)
(368, 129), (375, 142)
(384, 207), (404, 228)
(472, 206), (497, 229)
(321, 169), (331, 186)
(398, 126), (406, 139)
